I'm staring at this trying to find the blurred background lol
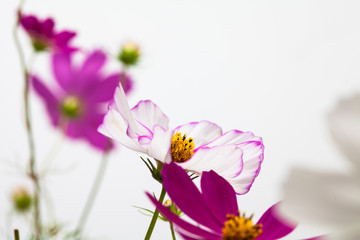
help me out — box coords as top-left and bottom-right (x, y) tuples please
(1, 0), (360, 239)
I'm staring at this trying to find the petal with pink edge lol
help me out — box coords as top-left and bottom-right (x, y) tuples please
(146, 125), (173, 162)
(131, 100), (169, 132)
(174, 121), (222, 147)
(41, 18), (54, 37)
(98, 108), (145, 153)
(226, 141), (264, 195)
(201, 170), (238, 223)
(177, 145), (243, 179)
(204, 130), (263, 147)
(112, 85), (140, 137)
(256, 203), (296, 240)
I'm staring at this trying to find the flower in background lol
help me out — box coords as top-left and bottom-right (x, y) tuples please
(147, 163), (322, 240)
(99, 84), (264, 194)
(118, 41), (140, 67)
(281, 93), (360, 240)
(12, 187), (32, 212)
(19, 13), (76, 53)
(31, 50), (132, 150)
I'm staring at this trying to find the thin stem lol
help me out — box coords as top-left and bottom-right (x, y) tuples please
(13, 4), (41, 239)
(14, 229), (20, 240)
(76, 150), (110, 236)
(144, 185), (166, 240)
(169, 222), (176, 240)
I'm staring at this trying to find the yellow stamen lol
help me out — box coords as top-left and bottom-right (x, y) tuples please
(222, 213), (262, 240)
(170, 132), (195, 163)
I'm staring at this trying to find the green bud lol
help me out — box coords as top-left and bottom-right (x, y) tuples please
(12, 187), (32, 212)
(118, 41), (140, 66)
(32, 40), (48, 52)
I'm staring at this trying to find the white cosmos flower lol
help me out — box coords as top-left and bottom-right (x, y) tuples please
(281, 93), (360, 240)
(98, 84), (264, 194)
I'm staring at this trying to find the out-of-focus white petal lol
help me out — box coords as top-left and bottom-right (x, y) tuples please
(204, 130), (262, 147)
(225, 141), (264, 194)
(330, 221), (360, 240)
(98, 109), (145, 153)
(280, 168), (360, 228)
(174, 121), (222, 147)
(177, 145), (243, 187)
(131, 100), (169, 134)
(147, 125), (173, 162)
(328, 93), (360, 171)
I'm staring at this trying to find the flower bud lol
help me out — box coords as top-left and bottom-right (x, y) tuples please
(118, 41), (140, 66)
(12, 187), (32, 212)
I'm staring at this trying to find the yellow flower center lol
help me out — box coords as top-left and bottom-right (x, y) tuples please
(170, 132), (195, 163)
(61, 96), (82, 118)
(222, 213), (262, 240)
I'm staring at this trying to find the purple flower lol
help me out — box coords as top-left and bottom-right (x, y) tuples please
(99, 85), (264, 194)
(31, 50), (131, 150)
(19, 13), (76, 53)
(147, 163), (324, 240)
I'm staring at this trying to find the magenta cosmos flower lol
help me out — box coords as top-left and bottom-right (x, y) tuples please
(32, 50), (132, 150)
(19, 13), (76, 53)
(98, 85), (264, 194)
(147, 163), (324, 240)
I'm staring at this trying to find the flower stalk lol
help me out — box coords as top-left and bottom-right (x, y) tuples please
(144, 185), (166, 240)
(76, 149), (110, 236)
(13, 3), (42, 239)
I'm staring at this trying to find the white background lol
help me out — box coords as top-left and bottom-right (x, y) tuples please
(1, 0), (360, 239)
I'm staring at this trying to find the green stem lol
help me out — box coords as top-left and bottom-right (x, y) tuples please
(144, 185), (166, 240)
(14, 229), (20, 240)
(76, 151), (110, 236)
(13, 4), (41, 239)
(169, 222), (176, 240)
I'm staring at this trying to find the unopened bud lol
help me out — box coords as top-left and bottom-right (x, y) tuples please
(118, 41), (140, 66)
(12, 187), (32, 212)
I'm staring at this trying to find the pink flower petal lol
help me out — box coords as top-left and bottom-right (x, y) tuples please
(52, 52), (73, 91)
(201, 170), (238, 223)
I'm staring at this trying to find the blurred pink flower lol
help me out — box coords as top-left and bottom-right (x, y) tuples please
(19, 13), (76, 53)
(31, 50), (132, 150)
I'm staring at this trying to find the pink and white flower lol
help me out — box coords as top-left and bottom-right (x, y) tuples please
(98, 84), (264, 194)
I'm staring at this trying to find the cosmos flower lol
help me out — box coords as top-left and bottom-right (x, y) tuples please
(147, 163), (322, 240)
(31, 50), (131, 150)
(19, 13), (76, 53)
(281, 93), (360, 240)
(99, 84), (264, 194)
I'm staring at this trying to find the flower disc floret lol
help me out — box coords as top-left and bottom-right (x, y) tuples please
(61, 96), (82, 118)
(171, 132), (195, 163)
(222, 213), (262, 240)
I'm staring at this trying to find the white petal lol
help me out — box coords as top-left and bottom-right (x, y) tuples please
(177, 145), (243, 180)
(112, 85), (140, 137)
(204, 130), (262, 147)
(280, 169), (360, 228)
(147, 125), (173, 162)
(131, 100), (169, 134)
(98, 109), (145, 153)
(328, 93), (360, 171)
(174, 121), (222, 147)
(225, 141), (264, 194)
